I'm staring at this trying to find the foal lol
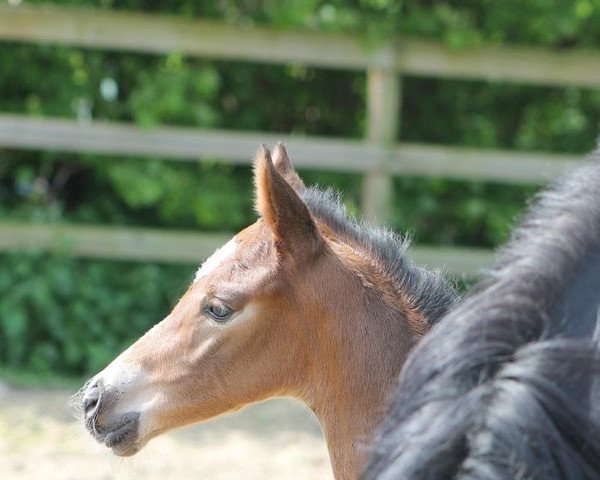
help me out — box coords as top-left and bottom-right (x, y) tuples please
(80, 144), (456, 479)
(365, 151), (600, 479)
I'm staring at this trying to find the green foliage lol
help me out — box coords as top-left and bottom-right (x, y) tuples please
(391, 177), (536, 247)
(100, 160), (254, 229)
(1, 0), (600, 376)
(130, 54), (221, 128)
(0, 253), (191, 376)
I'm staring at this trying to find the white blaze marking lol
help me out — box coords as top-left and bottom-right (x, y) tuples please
(194, 237), (238, 282)
(96, 358), (143, 399)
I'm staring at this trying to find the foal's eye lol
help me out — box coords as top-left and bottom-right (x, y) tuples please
(204, 300), (233, 323)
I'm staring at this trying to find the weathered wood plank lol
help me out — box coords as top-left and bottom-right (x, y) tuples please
(0, 222), (494, 276)
(1, 5), (600, 86)
(0, 114), (581, 183)
(0, 5), (375, 70)
(0, 114), (383, 170)
(0, 222), (230, 263)
(391, 143), (581, 183)
(408, 245), (495, 278)
(362, 62), (400, 223)
(400, 39), (600, 88)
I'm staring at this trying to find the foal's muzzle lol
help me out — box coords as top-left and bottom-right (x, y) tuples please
(82, 378), (141, 456)
(83, 379), (102, 419)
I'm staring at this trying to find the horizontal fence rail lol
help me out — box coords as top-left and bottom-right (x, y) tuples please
(0, 115), (581, 184)
(1, 5), (600, 87)
(0, 222), (495, 276)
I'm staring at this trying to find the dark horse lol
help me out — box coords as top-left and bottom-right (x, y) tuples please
(365, 150), (600, 479)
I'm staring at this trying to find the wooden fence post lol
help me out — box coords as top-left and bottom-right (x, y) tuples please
(362, 49), (401, 224)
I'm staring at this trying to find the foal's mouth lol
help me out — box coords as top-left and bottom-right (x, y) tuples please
(86, 411), (141, 456)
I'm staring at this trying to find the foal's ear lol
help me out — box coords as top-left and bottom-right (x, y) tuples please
(272, 142), (305, 193)
(254, 145), (321, 259)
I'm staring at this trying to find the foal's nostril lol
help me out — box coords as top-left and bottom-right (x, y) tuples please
(83, 380), (102, 418)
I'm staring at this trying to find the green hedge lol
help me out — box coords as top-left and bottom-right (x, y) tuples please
(0, 253), (192, 376)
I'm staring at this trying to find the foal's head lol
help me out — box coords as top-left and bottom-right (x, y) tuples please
(81, 144), (455, 462)
(81, 145), (322, 455)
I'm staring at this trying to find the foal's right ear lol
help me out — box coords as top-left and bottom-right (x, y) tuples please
(272, 143), (305, 193)
(254, 145), (322, 260)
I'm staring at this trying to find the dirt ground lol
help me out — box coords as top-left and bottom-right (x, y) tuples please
(0, 381), (333, 479)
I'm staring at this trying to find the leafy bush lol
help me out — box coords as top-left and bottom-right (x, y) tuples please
(0, 253), (192, 376)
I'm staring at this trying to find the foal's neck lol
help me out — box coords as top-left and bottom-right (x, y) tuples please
(303, 266), (425, 479)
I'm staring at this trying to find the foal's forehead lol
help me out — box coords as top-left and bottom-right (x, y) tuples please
(194, 221), (272, 283)
(194, 236), (238, 282)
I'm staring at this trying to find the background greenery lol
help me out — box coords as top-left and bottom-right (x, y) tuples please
(1, 0), (599, 377)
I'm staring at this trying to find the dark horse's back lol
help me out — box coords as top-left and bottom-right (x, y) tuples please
(365, 150), (600, 480)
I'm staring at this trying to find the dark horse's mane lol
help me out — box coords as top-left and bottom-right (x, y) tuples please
(364, 150), (600, 480)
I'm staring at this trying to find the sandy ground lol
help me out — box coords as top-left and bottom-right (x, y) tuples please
(0, 381), (333, 479)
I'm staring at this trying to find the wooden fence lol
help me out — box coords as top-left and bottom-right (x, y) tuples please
(0, 222), (494, 276)
(0, 4), (597, 276)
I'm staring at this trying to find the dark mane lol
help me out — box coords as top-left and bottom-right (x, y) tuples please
(301, 186), (458, 325)
(364, 151), (600, 479)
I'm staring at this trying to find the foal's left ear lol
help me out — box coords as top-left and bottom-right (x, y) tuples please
(254, 145), (322, 260)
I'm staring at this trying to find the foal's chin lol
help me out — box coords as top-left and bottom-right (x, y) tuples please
(109, 440), (142, 457)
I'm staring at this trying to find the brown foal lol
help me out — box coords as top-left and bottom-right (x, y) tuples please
(80, 144), (456, 479)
